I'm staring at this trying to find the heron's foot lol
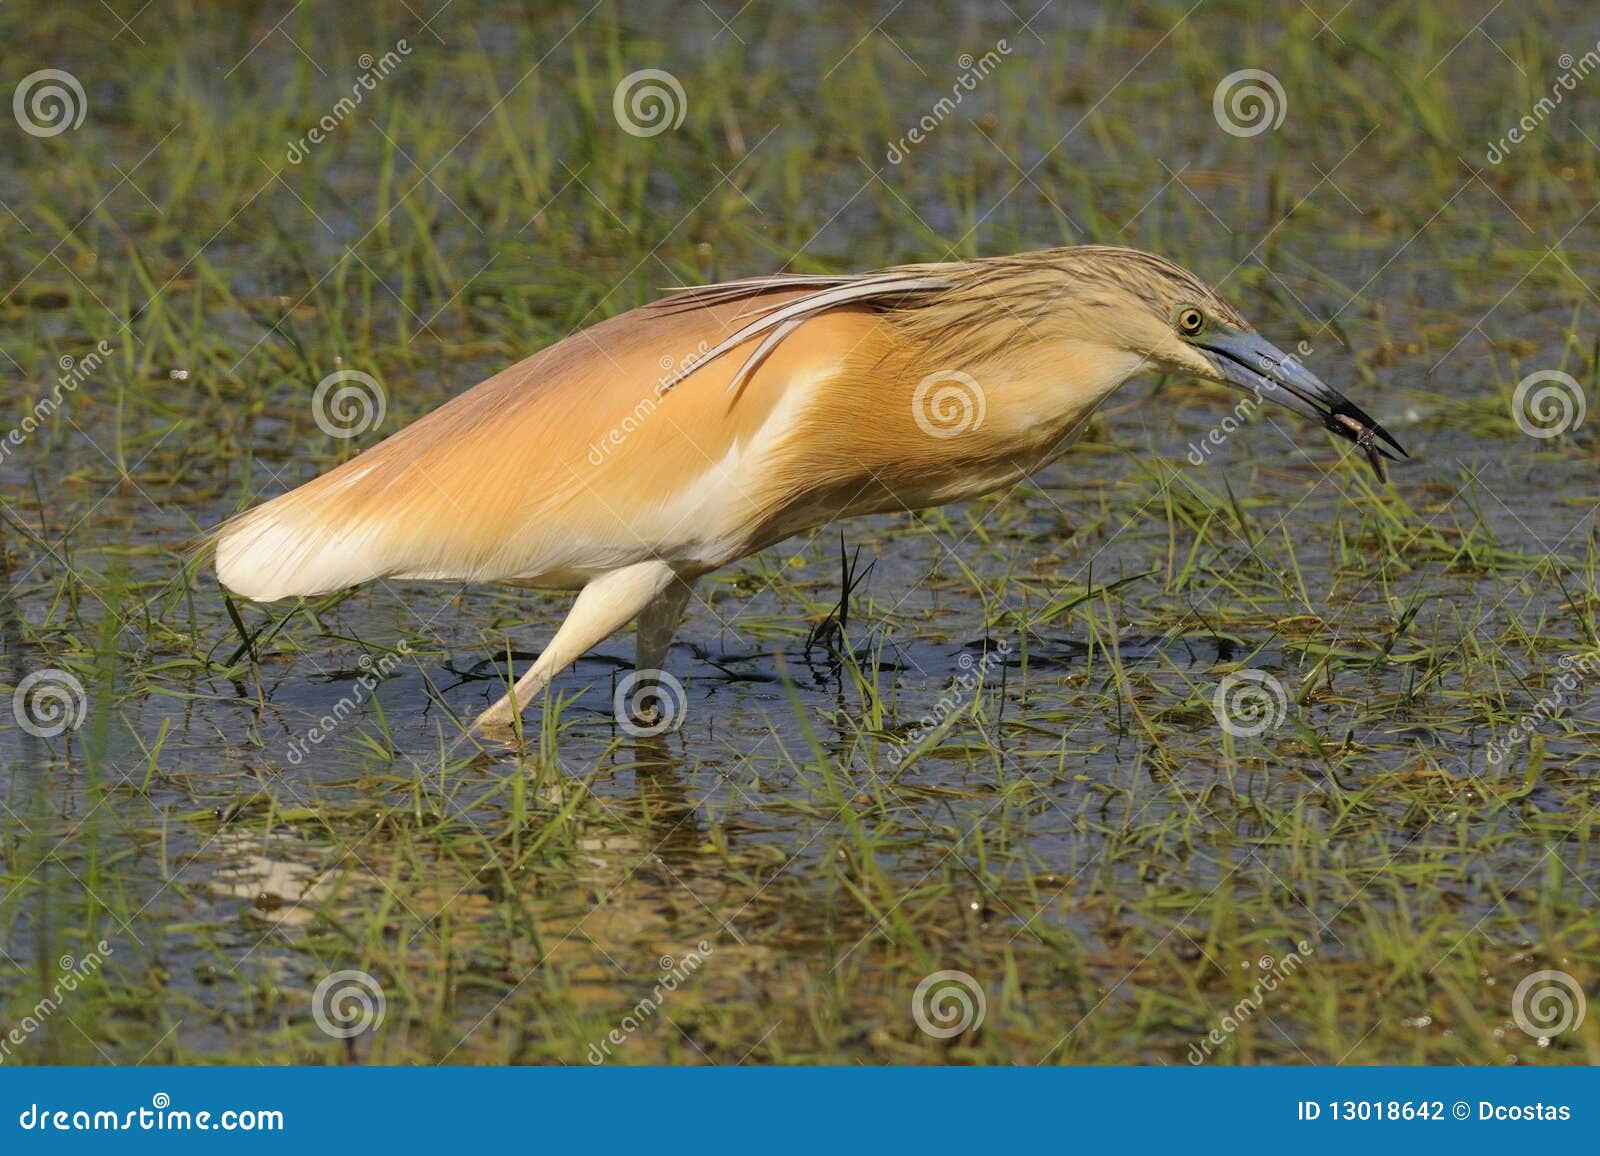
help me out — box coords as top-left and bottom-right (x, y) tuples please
(473, 698), (524, 740)
(615, 670), (684, 736)
(625, 697), (665, 729)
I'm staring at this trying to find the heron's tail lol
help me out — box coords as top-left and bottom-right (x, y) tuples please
(212, 468), (398, 602)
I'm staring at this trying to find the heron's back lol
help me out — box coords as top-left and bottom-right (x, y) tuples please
(213, 298), (885, 600)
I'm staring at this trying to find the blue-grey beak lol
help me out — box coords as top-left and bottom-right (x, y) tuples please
(1191, 326), (1407, 479)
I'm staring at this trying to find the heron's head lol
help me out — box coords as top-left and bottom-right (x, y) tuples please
(1045, 246), (1407, 477)
(951, 246), (1406, 477)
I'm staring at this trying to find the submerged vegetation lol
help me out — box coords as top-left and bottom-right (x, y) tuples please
(1, 0), (1598, 1065)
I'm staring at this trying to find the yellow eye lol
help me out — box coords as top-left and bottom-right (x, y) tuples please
(1177, 307), (1205, 336)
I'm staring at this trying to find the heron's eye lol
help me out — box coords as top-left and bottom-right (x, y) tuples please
(1177, 307), (1205, 337)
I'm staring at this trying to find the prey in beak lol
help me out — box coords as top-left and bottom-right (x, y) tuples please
(1186, 320), (1407, 481)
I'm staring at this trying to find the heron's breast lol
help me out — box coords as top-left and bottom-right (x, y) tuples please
(739, 342), (1147, 522)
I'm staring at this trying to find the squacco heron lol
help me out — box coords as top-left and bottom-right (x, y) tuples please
(215, 245), (1404, 733)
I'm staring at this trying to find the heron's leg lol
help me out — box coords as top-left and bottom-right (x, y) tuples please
(474, 560), (677, 733)
(624, 576), (697, 728)
(635, 575), (696, 674)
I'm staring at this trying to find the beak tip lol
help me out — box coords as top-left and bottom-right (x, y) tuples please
(1198, 326), (1409, 473)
